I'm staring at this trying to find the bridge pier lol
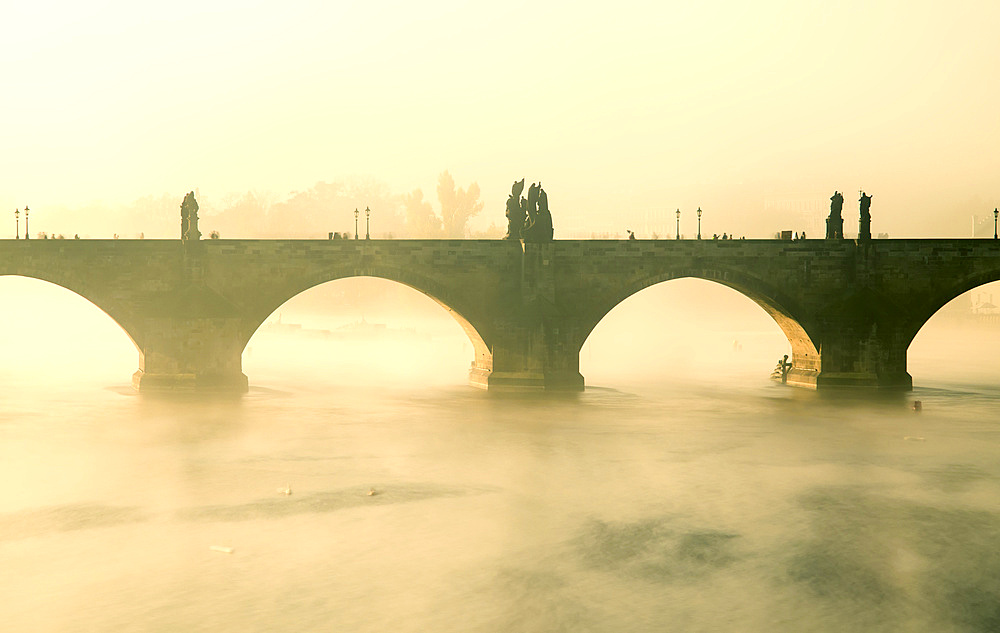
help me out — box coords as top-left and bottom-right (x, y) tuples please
(467, 242), (586, 392)
(468, 327), (585, 391)
(789, 321), (912, 390)
(131, 317), (249, 393)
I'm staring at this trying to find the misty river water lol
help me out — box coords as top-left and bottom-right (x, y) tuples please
(2, 277), (1000, 633)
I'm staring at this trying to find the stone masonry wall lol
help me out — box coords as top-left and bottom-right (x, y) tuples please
(4, 238), (1000, 390)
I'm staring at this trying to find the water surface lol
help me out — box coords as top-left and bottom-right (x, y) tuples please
(2, 277), (999, 632)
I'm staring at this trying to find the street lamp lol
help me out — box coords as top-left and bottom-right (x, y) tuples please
(14, 208), (19, 239)
(24, 205), (29, 240)
(675, 209), (680, 240)
(354, 208), (359, 240)
(697, 207), (702, 240)
(365, 206), (370, 240)
(994, 208), (998, 240)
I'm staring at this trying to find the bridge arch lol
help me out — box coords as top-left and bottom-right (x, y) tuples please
(0, 273), (142, 350)
(0, 274), (141, 384)
(904, 267), (1000, 344)
(908, 279), (1000, 388)
(240, 267), (492, 376)
(576, 269), (820, 366)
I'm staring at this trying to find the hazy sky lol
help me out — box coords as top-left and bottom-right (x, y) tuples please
(3, 0), (999, 236)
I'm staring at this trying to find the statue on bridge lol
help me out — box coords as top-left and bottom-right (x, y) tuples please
(826, 191), (845, 239)
(858, 191), (872, 241)
(180, 191), (201, 242)
(771, 354), (793, 383)
(504, 179), (526, 240)
(517, 181), (554, 242)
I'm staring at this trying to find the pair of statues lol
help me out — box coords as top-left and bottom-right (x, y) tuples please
(504, 179), (553, 242)
(180, 191), (201, 241)
(826, 191), (872, 241)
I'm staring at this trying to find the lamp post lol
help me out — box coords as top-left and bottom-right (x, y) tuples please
(675, 209), (680, 240)
(697, 207), (702, 240)
(15, 208), (19, 239)
(994, 208), (998, 240)
(24, 205), (29, 240)
(365, 206), (370, 240)
(354, 208), (359, 240)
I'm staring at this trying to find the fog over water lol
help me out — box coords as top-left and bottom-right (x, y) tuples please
(5, 1), (1000, 629)
(2, 276), (1000, 632)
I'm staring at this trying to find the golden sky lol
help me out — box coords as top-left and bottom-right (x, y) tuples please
(3, 0), (999, 236)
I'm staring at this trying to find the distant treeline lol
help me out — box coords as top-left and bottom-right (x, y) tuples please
(37, 171), (502, 240)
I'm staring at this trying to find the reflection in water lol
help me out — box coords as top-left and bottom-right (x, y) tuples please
(1, 278), (1000, 632)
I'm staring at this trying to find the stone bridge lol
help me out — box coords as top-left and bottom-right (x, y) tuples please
(1, 238), (998, 392)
